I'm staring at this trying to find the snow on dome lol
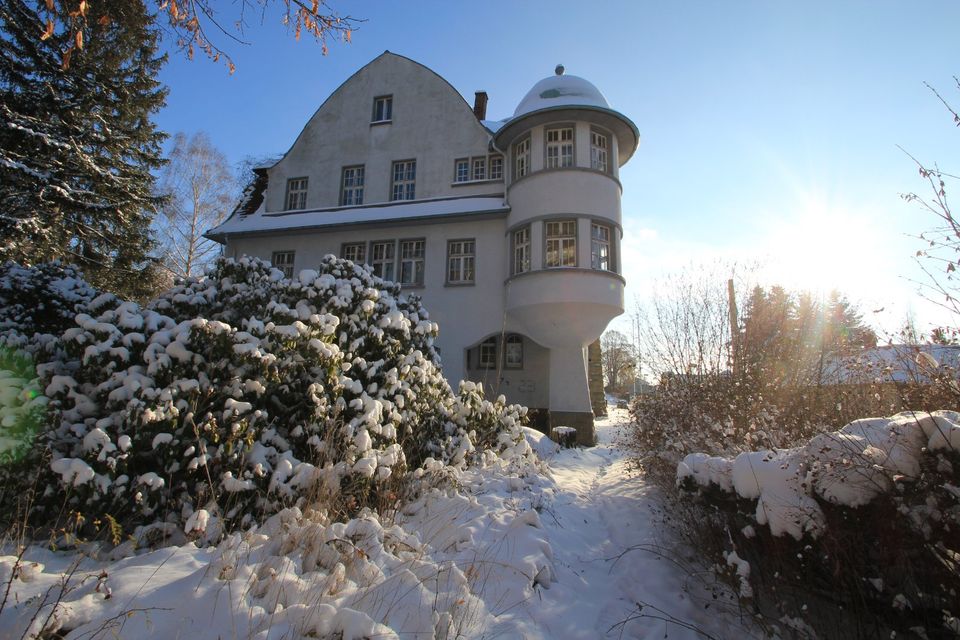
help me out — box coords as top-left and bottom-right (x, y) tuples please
(513, 72), (610, 118)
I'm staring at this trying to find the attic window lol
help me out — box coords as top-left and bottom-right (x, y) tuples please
(284, 177), (308, 210)
(372, 95), (393, 123)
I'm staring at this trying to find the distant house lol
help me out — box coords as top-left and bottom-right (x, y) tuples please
(208, 52), (639, 444)
(825, 344), (960, 384)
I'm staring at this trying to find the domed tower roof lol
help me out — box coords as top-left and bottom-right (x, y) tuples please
(513, 68), (611, 117)
(495, 65), (639, 165)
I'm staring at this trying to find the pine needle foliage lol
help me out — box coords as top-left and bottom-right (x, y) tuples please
(0, 0), (168, 299)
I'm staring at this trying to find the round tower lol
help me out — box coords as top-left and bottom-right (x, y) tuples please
(494, 66), (639, 442)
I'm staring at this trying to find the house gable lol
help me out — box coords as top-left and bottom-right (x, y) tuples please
(264, 52), (497, 213)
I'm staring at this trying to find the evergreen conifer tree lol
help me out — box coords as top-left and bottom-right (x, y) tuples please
(0, 0), (168, 298)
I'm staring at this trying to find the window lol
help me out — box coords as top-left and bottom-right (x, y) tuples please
(489, 155), (503, 180)
(545, 220), (577, 268)
(341, 242), (366, 265)
(505, 335), (523, 368)
(472, 157), (486, 181)
(391, 160), (416, 201)
(478, 337), (498, 369)
(272, 251), (295, 278)
(512, 226), (530, 275)
(399, 239), (425, 286)
(514, 138), (530, 179)
(546, 127), (574, 169)
(454, 158), (470, 183)
(591, 223), (612, 271)
(370, 241), (396, 281)
(372, 95), (393, 123)
(447, 239), (475, 284)
(340, 166), (364, 206)
(591, 130), (609, 173)
(285, 177), (308, 210)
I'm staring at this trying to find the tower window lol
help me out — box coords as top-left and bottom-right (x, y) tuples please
(515, 137), (530, 179)
(505, 335), (523, 368)
(590, 130), (609, 173)
(546, 127), (574, 169)
(591, 223), (612, 271)
(545, 220), (577, 268)
(512, 226), (531, 275)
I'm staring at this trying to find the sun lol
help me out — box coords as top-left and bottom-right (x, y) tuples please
(757, 196), (892, 303)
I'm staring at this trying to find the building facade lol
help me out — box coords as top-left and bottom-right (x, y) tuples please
(208, 52), (639, 444)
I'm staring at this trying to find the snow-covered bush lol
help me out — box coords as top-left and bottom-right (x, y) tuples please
(628, 374), (792, 479)
(14, 256), (529, 540)
(0, 261), (106, 352)
(677, 411), (960, 637)
(0, 262), (113, 464)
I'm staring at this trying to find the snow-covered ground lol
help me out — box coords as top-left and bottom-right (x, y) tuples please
(0, 407), (752, 639)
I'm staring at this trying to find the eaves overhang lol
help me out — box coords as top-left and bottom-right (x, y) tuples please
(493, 105), (640, 166)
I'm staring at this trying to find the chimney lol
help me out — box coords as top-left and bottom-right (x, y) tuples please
(473, 91), (488, 121)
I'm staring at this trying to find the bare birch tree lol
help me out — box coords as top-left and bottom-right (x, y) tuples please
(156, 132), (236, 279)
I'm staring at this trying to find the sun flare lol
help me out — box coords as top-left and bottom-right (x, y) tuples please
(758, 197), (889, 303)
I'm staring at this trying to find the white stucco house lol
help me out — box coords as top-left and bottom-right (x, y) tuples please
(208, 52), (639, 443)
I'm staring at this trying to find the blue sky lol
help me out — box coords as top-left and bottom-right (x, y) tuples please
(155, 1), (960, 336)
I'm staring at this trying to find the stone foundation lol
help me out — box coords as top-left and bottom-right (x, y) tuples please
(587, 340), (607, 417)
(549, 411), (595, 446)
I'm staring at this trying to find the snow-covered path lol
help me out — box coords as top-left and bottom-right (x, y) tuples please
(528, 408), (745, 640)
(0, 408), (752, 640)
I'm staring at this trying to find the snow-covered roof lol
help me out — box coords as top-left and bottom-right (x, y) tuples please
(513, 72), (610, 118)
(825, 344), (960, 383)
(207, 195), (509, 241)
(481, 119), (508, 133)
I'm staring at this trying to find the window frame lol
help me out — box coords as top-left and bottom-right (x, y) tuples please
(478, 337), (498, 369)
(341, 242), (367, 265)
(446, 238), (476, 285)
(272, 250), (296, 279)
(391, 159), (416, 201)
(489, 154), (504, 181)
(398, 238), (426, 287)
(504, 334), (523, 369)
(545, 126), (575, 169)
(545, 219), (578, 268)
(340, 165), (365, 206)
(370, 240), (397, 281)
(284, 177), (308, 211)
(512, 225), (531, 275)
(591, 222), (613, 271)
(590, 129), (610, 173)
(454, 158), (470, 183)
(372, 95), (393, 123)
(472, 157), (487, 181)
(514, 137), (530, 180)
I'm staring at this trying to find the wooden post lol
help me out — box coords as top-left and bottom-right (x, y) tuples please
(728, 278), (739, 375)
